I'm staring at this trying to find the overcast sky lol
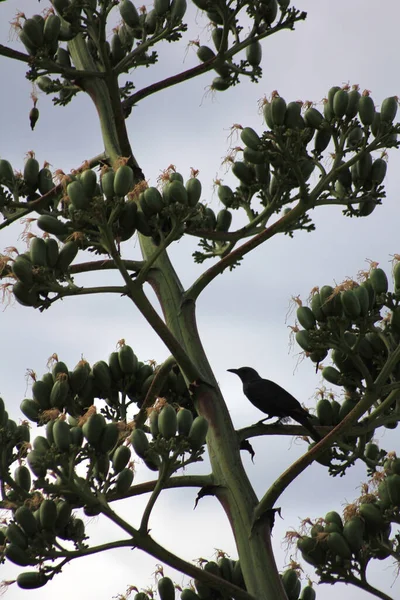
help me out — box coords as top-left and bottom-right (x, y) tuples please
(1, 1), (400, 599)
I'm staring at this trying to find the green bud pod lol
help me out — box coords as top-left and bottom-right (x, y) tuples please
(295, 330), (313, 352)
(216, 208), (232, 232)
(359, 502), (384, 532)
(53, 418), (71, 451)
(246, 41), (262, 67)
(370, 158), (387, 185)
(284, 101), (305, 129)
(92, 360), (112, 396)
(158, 577), (175, 600)
(369, 268), (388, 294)
(263, 100), (274, 129)
(119, 0), (140, 28)
(346, 88), (360, 119)
(322, 366), (342, 386)
(130, 427), (149, 458)
(15, 506), (38, 537)
(17, 572), (47, 589)
(325, 510), (343, 528)
(197, 45), (215, 62)
(327, 86), (341, 110)
(80, 169), (97, 198)
(341, 289), (361, 318)
(333, 89), (348, 118)
(101, 169), (115, 198)
(314, 124), (331, 154)
(169, 179), (188, 204)
(7, 522), (29, 549)
(38, 167), (54, 194)
(380, 96), (398, 123)
(56, 240), (79, 272)
(116, 467), (134, 494)
(158, 404), (177, 439)
(211, 76), (230, 92)
(365, 442), (380, 461)
(177, 407), (193, 437)
(259, 0), (278, 24)
(36, 75), (53, 93)
(14, 465), (31, 492)
(23, 18), (44, 49)
(112, 445), (131, 473)
(358, 94), (375, 126)
(211, 27), (224, 51)
(12, 256), (34, 285)
(0, 159), (15, 188)
(99, 423), (119, 453)
(304, 106), (324, 129)
(186, 177), (202, 207)
(82, 413), (106, 445)
(24, 157), (40, 191)
(30, 236), (47, 267)
(240, 127), (261, 151)
(346, 125), (363, 149)
(37, 215), (68, 236)
(218, 184), (234, 208)
(316, 399), (334, 425)
(232, 161), (254, 186)
(118, 344), (138, 374)
(50, 378), (70, 409)
(114, 165), (134, 197)
(188, 415), (208, 450)
(20, 398), (41, 422)
(296, 306), (316, 330)
(170, 0), (187, 23)
(111, 32), (126, 65)
(67, 180), (90, 209)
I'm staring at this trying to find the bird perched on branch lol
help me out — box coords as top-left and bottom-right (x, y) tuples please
(228, 366), (321, 442)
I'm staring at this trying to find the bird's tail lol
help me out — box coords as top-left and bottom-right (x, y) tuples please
(296, 413), (322, 442)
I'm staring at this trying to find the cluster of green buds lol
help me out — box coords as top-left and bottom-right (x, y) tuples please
(131, 402), (208, 471)
(292, 262), (400, 473)
(294, 463), (400, 589)
(19, 344), (191, 423)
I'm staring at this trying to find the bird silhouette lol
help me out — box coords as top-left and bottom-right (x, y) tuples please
(228, 366), (321, 441)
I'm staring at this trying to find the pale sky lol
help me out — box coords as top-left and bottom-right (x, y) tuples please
(1, 1), (400, 599)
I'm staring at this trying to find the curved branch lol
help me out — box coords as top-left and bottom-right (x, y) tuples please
(103, 501), (256, 600)
(337, 575), (393, 600)
(237, 420), (379, 442)
(69, 258), (144, 275)
(184, 202), (306, 302)
(237, 422), (328, 442)
(0, 44), (106, 80)
(51, 538), (134, 560)
(0, 43), (31, 64)
(99, 224), (204, 383)
(122, 10), (307, 109)
(46, 286), (127, 304)
(139, 461), (171, 534)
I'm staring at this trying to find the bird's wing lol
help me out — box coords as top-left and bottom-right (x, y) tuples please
(243, 379), (289, 417)
(262, 379), (302, 410)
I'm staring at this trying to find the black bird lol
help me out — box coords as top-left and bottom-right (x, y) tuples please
(228, 367), (322, 442)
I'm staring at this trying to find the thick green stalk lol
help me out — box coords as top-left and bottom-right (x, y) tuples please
(71, 36), (288, 599)
(140, 238), (287, 599)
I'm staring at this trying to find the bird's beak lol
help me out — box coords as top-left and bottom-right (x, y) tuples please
(227, 368), (239, 374)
